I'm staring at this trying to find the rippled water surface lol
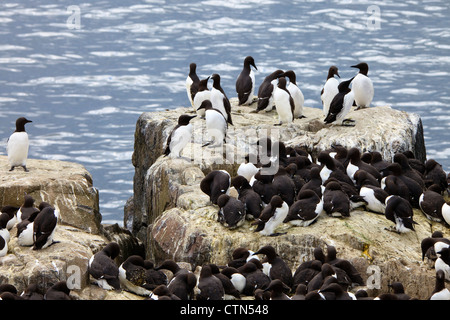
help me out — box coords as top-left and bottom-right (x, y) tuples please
(1, 0), (449, 225)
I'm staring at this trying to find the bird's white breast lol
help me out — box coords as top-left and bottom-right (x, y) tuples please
(7, 132), (29, 167)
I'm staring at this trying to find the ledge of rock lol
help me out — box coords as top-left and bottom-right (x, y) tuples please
(127, 99), (440, 299)
(128, 99), (425, 239)
(0, 157), (145, 299)
(0, 156), (101, 234)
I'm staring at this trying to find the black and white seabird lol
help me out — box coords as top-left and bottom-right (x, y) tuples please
(419, 184), (448, 222)
(435, 247), (450, 281)
(388, 282), (411, 300)
(238, 260), (271, 296)
(253, 195), (289, 236)
(167, 116), (195, 155)
(324, 77), (355, 126)
(17, 193), (40, 223)
(227, 247), (260, 269)
(252, 171), (277, 206)
(272, 167), (296, 206)
(359, 184), (389, 214)
(16, 207), (40, 247)
(200, 169), (231, 205)
(119, 255), (152, 296)
(155, 259), (197, 300)
(193, 77), (210, 117)
(424, 159), (448, 192)
(88, 242), (121, 290)
(196, 264), (225, 300)
(217, 194), (246, 229)
(231, 175), (263, 220)
(253, 245), (293, 289)
(284, 189), (323, 227)
(221, 266), (247, 294)
(351, 62), (374, 109)
(186, 62), (200, 107)
(346, 147), (382, 182)
(163, 114), (196, 159)
(236, 56), (257, 106)
(321, 66), (340, 117)
(421, 232), (450, 262)
(272, 77), (295, 125)
(197, 100), (228, 147)
(0, 205), (19, 230)
(44, 281), (71, 300)
(382, 162), (423, 208)
(0, 214), (10, 257)
(256, 70), (284, 113)
(149, 284), (181, 300)
(429, 270), (450, 300)
(283, 70), (305, 119)
(264, 279), (291, 300)
(142, 260), (168, 291)
(384, 195), (417, 233)
(7, 117), (32, 172)
(32, 203), (59, 250)
(21, 284), (44, 300)
(393, 153), (425, 189)
(210, 73), (233, 125)
(322, 181), (351, 217)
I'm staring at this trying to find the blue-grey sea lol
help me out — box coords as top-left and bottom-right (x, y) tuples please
(1, 0), (449, 225)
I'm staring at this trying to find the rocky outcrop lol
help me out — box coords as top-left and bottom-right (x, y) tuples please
(0, 156), (101, 234)
(127, 99), (439, 299)
(0, 157), (145, 299)
(127, 99), (426, 243)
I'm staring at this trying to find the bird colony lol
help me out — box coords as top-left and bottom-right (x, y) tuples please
(1, 57), (449, 300)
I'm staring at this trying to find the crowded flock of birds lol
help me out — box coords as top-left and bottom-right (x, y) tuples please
(199, 141), (450, 235)
(84, 240), (449, 300)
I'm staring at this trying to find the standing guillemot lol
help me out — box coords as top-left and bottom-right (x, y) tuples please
(193, 77), (210, 117)
(163, 114), (196, 159)
(324, 77), (355, 126)
(256, 69), (284, 113)
(321, 65), (340, 117)
(351, 62), (374, 109)
(197, 100), (228, 148)
(283, 70), (305, 119)
(185, 62), (200, 107)
(210, 73), (233, 125)
(236, 56), (257, 106)
(272, 77), (295, 125)
(7, 117), (32, 172)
